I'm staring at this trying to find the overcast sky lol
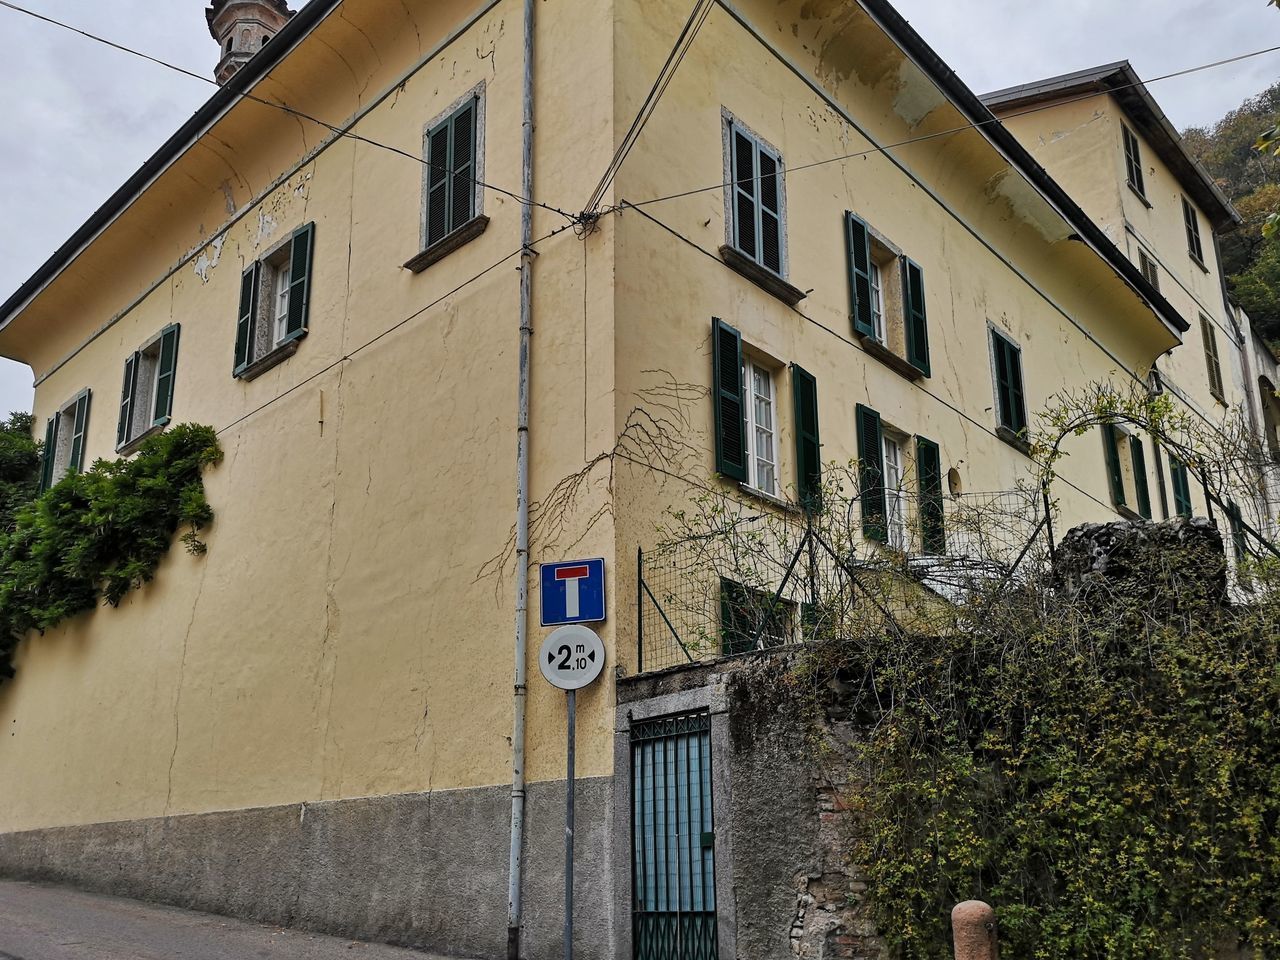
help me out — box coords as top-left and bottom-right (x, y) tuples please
(0, 0), (1276, 422)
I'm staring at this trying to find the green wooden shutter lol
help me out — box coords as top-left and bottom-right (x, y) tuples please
(69, 391), (91, 474)
(153, 324), (181, 426)
(1170, 457), (1193, 518)
(916, 436), (945, 554)
(1129, 434), (1152, 519)
(731, 127), (758, 263)
(449, 100), (477, 234)
(992, 333), (1027, 436)
(235, 261), (260, 374)
(791, 364), (821, 510)
(712, 319), (747, 482)
(845, 213), (875, 339)
(902, 258), (930, 377)
(285, 222), (315, 341)
(1102, 423), (1126, 508)
(1227, 501), (1247, 562)
(426, 120), (451, 245)
(856, 403), (886, 543)
(117, 352), (139, 447)
(40, 415), (57, 492)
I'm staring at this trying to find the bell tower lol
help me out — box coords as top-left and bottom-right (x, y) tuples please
(206, 0), (295, 85)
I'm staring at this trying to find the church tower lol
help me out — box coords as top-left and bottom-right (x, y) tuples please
(206, 0), (295, 85)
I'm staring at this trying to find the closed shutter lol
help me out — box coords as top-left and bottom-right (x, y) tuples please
(757, 147), (782, 274)
(1123, 125), (1145, 196)
(1102, 423), (1126, 507)
(712, 319), (747, 482)
(40, 415), (57, 492)
(731, 128), (758, 263)
(902, 258), (930, 377)
(1201, 316), (1224, 399)
(856, 403), (886, 543)
(1129, 434), (1152, 519)
(1227, 501), (1247, 562)
(791, 364), (821, 510)
(426, 121), (451, 245)
(992, 332), (1027, 435)
(449, 100), (477, 235)
(1183, 198), (1203, 262)
(845, 213), (875, 339)
(117, 352), (139, 447)
(1170, 457), (1193, 518)
(285, 222), (315, 341)
(69, 391), (91, 474)
(916, 436), (945, 554)
(153, 324), (181, 426)
(235, 261), (260, 374)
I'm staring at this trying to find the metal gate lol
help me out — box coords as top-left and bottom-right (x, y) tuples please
(631, 711), (719, 960)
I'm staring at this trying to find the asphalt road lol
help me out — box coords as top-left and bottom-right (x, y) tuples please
(0, 881), (445, 960)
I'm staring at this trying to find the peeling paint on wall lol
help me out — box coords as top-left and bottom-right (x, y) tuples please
(985, 169), (1075, 243)
(891, 61), (945, 129)
(193, 236), (225, 284)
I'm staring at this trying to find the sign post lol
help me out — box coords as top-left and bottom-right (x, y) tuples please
(538, 614), (606, 960)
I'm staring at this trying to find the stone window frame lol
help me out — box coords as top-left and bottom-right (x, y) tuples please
(612, 680), (739, 960)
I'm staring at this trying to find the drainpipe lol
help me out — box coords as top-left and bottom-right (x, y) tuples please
(507, 0), (535, 955)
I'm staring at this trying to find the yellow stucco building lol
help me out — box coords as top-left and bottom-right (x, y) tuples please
(0, 0), (1272, 957)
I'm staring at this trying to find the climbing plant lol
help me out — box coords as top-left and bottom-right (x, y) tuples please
(0, 422), (222, 681)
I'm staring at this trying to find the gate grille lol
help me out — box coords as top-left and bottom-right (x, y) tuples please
(631, 711), (718, 960)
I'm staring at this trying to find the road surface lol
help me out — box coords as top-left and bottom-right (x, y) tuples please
(0, 880), (446, 960)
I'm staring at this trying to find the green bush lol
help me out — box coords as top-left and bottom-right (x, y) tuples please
(0, 423), (221, 680)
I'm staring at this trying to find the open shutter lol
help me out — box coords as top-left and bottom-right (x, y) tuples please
(902, 258), (930, 376)
(153, 324), (181, 425)
(856, 403), (886, 543)
(117, 352), (139, 447)
(791, 364), (821, 510)
(69, 391), (91, 474)
(285, 222), (315, 341)
(916, 436), (945, 554)
(845, 213), (875, 338)
(40, 415), (57, 492)
(1102, 423), (1126, 507)
(1170, 457), (1193, 518)
(235, 261), (260, 374)
(712, 319), (747, 482)
(1129, 434), (1152, 519)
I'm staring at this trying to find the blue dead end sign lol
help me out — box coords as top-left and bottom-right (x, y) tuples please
(540, 558), (606, 626)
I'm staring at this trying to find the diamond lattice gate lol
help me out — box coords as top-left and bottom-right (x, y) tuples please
(631, 712), (719, 960)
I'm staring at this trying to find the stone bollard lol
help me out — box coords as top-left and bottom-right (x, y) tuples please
(951, 900), (998, 960)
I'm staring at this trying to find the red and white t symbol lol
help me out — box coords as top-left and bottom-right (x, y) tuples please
(555, 564), (591, 619)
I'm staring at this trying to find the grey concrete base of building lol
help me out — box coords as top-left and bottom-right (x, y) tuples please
(0, 778), (615, 960)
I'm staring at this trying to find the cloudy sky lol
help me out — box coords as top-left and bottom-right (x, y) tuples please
(0, 0), (1276, 421)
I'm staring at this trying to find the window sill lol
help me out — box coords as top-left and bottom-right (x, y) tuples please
(1189, 254), (1209, 275)
(1127, 181), (1152, 209)
(116, 418), (170, 456)
(995, 424), (1032, 457)
(718, 245), (806, 307)
(738, 482), (803, 514)
(856, 333), (925, 382)
(235, 337), (302, 381)
(404, 215), (490, 274)
(1115, 504), (1146, 522)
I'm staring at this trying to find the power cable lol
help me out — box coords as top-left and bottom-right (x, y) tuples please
(614, 43), (1280, 212)
(582, 0), (715, 215)
(0, 0), (580, 224)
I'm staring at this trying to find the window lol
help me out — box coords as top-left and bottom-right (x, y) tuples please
(1101, 424), (1152, 519)
(118, 324), (180, 450)
(727, 118), (784, 276)
(1123, 124), (1146, 199)
(40, 390), (92, 491)
(989, 328), (1027, 440)
(882, 434), (908, 550)
(720, 578), (795, 655)
(234, 222), (315, 379)
(846, 213), (930, 378)
(425, 96), (479, 248)
(261, 33), (271, 48)
(1169, 456), (1193, 518)
(711, 319), (822, 506)
(1182, 197), (1205, 265)
(1200, 315), (1225, 401)
(855, 405), (945, 553)
(916, 437), (945, 555)
(1138, 249), (1160, 292)
(743, 360), (778, 496)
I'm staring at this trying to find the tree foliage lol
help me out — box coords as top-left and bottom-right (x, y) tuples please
(0, 423), (222, 680)
(0, 412), (42, 535)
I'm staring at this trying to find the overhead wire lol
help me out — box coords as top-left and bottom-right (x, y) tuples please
(612, 42), (1280, 212)
(0, 0), (581, 224)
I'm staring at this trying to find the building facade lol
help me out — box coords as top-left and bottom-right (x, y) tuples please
(0, 0), (1272, 957)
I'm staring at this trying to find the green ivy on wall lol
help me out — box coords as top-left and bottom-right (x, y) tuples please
(0, 423), (221, 681)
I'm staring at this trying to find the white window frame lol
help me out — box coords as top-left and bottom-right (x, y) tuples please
(742, 359), (779, 497)
(882, 433), (908, 551)
(868, 260), (885, 343)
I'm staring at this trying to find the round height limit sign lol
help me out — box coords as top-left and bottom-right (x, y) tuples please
(538, 624), (606, 691)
